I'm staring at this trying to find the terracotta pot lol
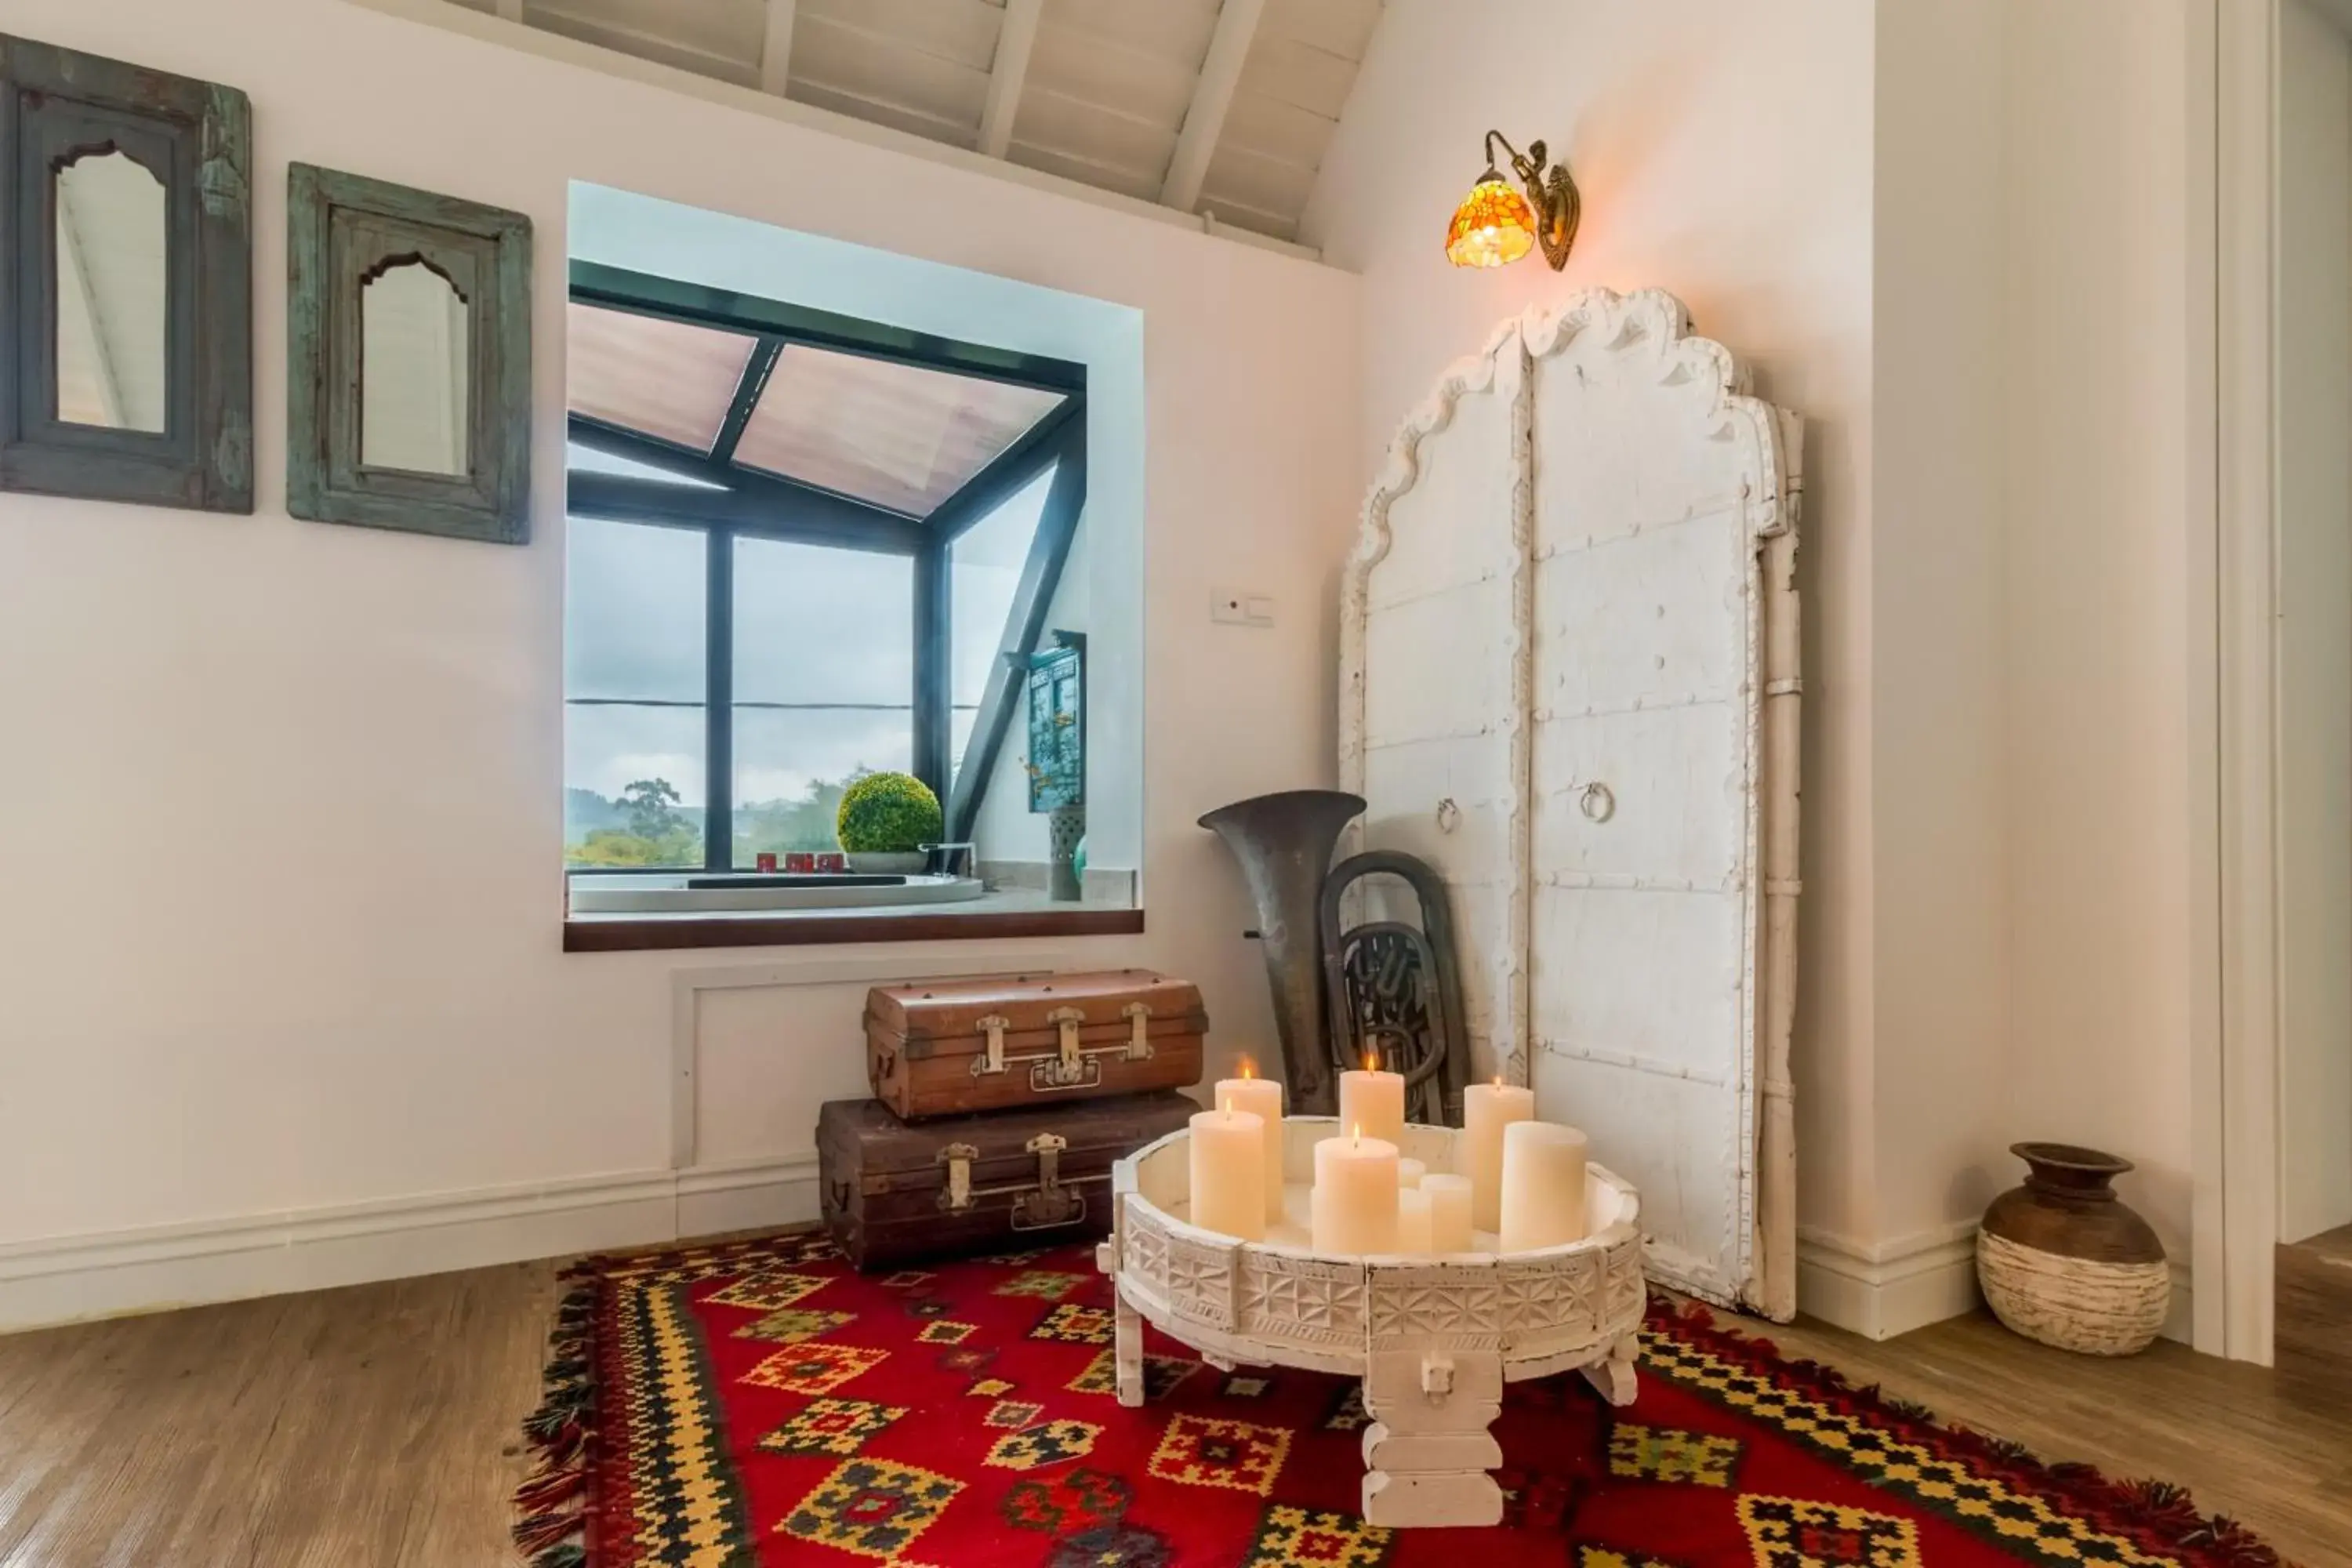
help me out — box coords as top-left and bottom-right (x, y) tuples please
(1976, 1142), (2169, 1356)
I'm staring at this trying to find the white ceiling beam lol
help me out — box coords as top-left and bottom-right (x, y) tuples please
(759, 0), (798, 95)
(529, 8), (760, 86)
(977, 0), (1044, 158)
(1160, 0), (1265, 212)
(345, 0), (1326, 261)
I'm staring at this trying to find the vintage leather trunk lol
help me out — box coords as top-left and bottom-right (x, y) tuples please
(865, 968), (1206, 1120)
(816, 1092), (1196, 1271)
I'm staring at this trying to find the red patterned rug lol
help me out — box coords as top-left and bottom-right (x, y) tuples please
(514, 1230), (2289, 1567)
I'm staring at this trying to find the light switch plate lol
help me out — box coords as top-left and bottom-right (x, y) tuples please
(1213, 588), (1275, 627)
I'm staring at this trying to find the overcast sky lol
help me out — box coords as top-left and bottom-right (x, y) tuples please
(563, 460), (1053, 807)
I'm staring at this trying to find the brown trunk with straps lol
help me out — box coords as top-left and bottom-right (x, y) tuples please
(864, 968), (1206, 1120)
(815, 1093), (1196, 1270)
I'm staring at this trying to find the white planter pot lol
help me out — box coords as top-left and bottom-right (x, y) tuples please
(846, 852), (927, 876)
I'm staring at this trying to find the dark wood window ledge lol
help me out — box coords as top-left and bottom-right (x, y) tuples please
(564, 907), (1145, 953)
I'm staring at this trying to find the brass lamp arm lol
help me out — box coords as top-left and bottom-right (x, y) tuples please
(1480, 127), (1581, 271)
(1482, 129), (1532, 183)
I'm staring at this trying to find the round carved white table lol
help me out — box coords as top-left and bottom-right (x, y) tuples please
(1094, 1116), (1645, 1529)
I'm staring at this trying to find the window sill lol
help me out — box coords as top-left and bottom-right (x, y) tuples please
(563, 902), (1144, 953)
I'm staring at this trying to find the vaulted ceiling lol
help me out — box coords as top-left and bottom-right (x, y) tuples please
(445, 0), (1385, 244)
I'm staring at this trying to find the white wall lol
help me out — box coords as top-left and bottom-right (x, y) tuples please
(1867, 0), (2012, 1260)
(1305, 0), (1883, 1248)
(1998, 0), (2204, 1262)
(1871, 0), (2210, 1288)
(0, 0), (1359, 1324)
(2278, 0), (2352, 1245)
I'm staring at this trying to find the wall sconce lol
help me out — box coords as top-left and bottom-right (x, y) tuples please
(1446, 130), (1581, 271)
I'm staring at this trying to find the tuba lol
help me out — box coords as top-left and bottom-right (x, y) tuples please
(1197, 789), (1366, 1115)
(1319, 851), (1473, 1127)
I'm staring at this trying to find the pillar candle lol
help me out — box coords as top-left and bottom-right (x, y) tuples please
(1338, 1062), (1406, 1148)
(1396, 1188), (1433, 1254)
(1215, 1067), (1287, 1220)
(1421, 1173), (1474, 1254)
(1309, 1131), (1399, 1254)
(1498, 1121), (1589, 1254)
(1461, 1078), (1536, 1231)
(1189, 1104), (1266, 1242)
(1396, 1157), (1426, 1190)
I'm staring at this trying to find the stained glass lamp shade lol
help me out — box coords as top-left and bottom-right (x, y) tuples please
(1446, 174), (1538, 269)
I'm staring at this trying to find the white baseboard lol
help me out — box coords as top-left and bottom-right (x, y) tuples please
(1797, 1221), (1983, 1340)
(1798, 1221), (2195, 1347)
(0, 1154), (820, 1336)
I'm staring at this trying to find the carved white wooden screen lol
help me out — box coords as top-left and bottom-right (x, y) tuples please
(1342, 291), (1801, 1319)
(1340, 328), (1531, 1087)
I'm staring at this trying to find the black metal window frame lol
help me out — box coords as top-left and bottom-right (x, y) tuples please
(564, 261), (1090, 873)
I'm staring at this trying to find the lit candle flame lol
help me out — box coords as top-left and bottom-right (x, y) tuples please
(1493, 1074), (1504, 1090)
(1221, 1093), (1233, 1118)
(1239, 1058), (1254, 1080)
(1364, 1051), (1379, 1074)
(1352, 1121), (1362, 1147)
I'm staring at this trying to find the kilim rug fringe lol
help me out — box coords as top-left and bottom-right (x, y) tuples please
(513, 1231), (2299, 1568)
(514, 1235), (786, 1568)
(512, 1275), (597, 1568)
(1644, 1302), (2292, 1568)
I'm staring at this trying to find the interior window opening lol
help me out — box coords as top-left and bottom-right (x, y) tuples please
(557, 193), (1133, 932)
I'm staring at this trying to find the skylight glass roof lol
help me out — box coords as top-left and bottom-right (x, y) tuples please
(567, 302), (758, 453)
(731, 345), (1067, 518)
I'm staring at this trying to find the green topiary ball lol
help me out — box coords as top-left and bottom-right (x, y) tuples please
(835, 771), (943, 854)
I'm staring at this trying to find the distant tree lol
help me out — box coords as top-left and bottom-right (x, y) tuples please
(734, 770), (869, 862)
(620, 778), (686, 841)
(571, 827), (662, 867)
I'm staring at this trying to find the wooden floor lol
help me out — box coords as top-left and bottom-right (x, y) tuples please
(0, 1243), (2344, 1567)
(2278, 1221), (2352, 1415)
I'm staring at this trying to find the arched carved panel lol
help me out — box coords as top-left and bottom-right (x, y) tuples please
(1340, 319), (1532, 1090)
(1341, 289), (1802, 1319)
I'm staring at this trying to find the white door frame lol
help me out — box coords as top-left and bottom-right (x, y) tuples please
(2203, 0), (2283, 1365)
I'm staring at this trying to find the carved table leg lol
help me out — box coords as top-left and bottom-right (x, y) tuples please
(1112, 1290), (1145, 1408)
(1578, 1331), (1640, 1408)
(1359, 1348), (1504, 1527)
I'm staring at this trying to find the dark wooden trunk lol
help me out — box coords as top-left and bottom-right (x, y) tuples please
(816, 1093), (1196, 1271)
(865, 968), (1205, 1120)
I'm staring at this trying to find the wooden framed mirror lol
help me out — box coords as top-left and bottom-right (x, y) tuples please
(287, 164), (531, 544)
(0, 36), (252, 512)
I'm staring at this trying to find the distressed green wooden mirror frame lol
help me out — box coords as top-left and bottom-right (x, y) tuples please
(287, 164), (531, 544)
(0, 35), (252, 512)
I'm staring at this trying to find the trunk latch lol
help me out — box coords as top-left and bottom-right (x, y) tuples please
(975, 1015), (1011, 1076)
(937, 1142), (980, 1211)
(1012, 1132), (1082, 1230)
(968, 1005), (1152, 1091)
(934, 1132), (1091, 1230)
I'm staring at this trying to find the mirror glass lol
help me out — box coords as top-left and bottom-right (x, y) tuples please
(53, 149), (168, 433)
(361, 258), (470, 475)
